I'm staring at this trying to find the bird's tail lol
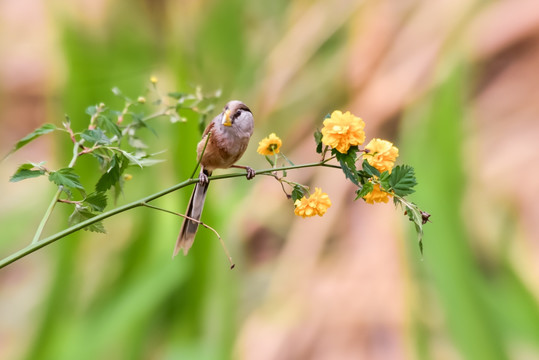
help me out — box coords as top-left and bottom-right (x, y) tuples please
(173, 170), (210, 257)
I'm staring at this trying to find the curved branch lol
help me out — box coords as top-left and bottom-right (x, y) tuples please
(0, 160), (338, 269)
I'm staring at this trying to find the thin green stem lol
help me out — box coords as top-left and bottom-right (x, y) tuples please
(31, 141), (81, 244)
(140, 203), (235, 269)
(2, 160), (338, 269)
(190, 131), (211, 179)
(31, 188), (62, 244)
(142, 110), (168, 122)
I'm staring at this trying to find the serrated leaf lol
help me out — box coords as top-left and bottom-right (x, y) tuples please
(84, 192), (108, 212)
(49, 168), (84, 190)
(7, 124), (56, 156)
(113, 174), (125, 204)
(314, 129), (323, 154)
(10, 163), (46, 182)
(96, 115), (122, 138)
(81, 129), (111, 145)
(361, 159), (380, 178)
(335, 146), (360, 186)
(291, 185), (307, 202)
(68, 206), (106, 233)
(389, 165), (417, 196)
(379, 171), (391, 191)
(355, 181), (374, 200)
(95, 154), (126, 192)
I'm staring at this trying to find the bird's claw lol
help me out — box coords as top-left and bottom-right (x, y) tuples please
(245, 166), (255, 180)
(198, 172), (209, 186)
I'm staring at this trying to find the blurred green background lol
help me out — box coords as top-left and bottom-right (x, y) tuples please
(2, 0), (539, 359)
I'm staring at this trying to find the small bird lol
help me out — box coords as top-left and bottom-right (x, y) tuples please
(174, 100), (255, 257)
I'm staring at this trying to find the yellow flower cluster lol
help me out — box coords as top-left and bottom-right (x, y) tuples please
(257, 133), (282, 155)
(258, 111), (402, 214)
(294, 188), (332, 218)
(364, 138), (399, 173)
(321, 110), (365, 153)
(362, 184), (391, 204)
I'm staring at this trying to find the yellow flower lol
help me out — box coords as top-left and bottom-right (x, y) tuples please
(150, 76), (158, 84)
(321, 110), (365, 153)
(364, 138), (399, 173)
(363, 183), (392, 204)
(257, 133), (282, 155)
(294, 188), (332, 218)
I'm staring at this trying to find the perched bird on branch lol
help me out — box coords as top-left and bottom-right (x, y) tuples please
(174, 100), (255, 257)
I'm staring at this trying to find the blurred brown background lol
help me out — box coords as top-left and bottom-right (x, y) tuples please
(1, 0), (539, 359)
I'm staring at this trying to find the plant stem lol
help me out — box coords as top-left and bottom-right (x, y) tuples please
(189, 131), (211, 179)
(2, 160), (338, 269)
(140, 203), (235, 269)
(31, 141), (81, 244)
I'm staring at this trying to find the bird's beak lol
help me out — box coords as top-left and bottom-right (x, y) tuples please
(222, 109), (232, 127)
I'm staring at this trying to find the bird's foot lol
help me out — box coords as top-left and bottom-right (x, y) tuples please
(245, 166), (255, 180)
(198, 171), (209, 186)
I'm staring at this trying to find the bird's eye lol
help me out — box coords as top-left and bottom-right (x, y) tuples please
(235, 110), (242, 118)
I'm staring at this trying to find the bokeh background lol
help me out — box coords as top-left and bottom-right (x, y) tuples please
(1, 0), (539, 359)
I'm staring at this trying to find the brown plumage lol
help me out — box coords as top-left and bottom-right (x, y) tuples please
(173, 100), (255, 257)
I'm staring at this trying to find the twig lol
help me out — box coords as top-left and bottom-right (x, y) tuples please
(140, 203), (235, 269)
(190, 131), (211, 179)
(1, 160), (338, 269)
(31, 140), (81, 244)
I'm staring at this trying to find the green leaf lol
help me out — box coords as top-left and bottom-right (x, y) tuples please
(68, 206), (106, 233)
(291, 185), (307, 202)
(128, 137), (148, 149)
(95, 154), (126, 192)
(355, 182), (373, 200)
(264, 155), (275, 167)
(389, 165), (417, 196)
(314, 129), (323, 154)
(280, 152), (295, 166)
(361, 159), (380, 178)
(81, 129), (111, 145)
(379, 171), (391, 191)
(394, 197), (424, 254)
(334, 146), (360, 186)
(9, 163), (46, 182)
(136, 158), (165, 167)
(97, 115), (122, 138)
(168, 91), (187, 100)
(117, 149), (143, 168)
(85, 105), (97, 116)
(131, 115), (158, 136)
(48, 168), (84, 191)
(63, 115), (71, 129)
(84, 192), (108, 212)
(7, 124), (56, 156)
